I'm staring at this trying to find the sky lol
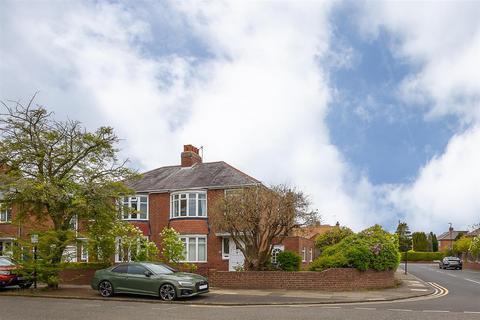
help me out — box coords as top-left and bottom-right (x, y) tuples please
(0, 0), (479, 234)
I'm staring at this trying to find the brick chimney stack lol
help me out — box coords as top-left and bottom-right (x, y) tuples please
(181, 144), (202, 167)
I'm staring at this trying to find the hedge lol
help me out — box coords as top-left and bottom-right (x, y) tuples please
(277, 251), (302, 271)
(60, 262), (111, 270)
(400, 251), (444, 261)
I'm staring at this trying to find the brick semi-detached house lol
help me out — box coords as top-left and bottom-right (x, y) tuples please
(122, 145), (315, 273)
(0, 145), (316, 272)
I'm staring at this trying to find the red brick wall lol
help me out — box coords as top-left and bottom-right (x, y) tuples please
(464, 261), (480, 271)
(59, 268), (97, 285)
(438, 240), (453, 251)
(147, 189), (228, 273)
(280, 236), (315, 267)
(0, 206), (52, 239)
(208, 268), (395, 291)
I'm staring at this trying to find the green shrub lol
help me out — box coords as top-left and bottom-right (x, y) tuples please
(60, 262), (112, 270)
(400, 251), (444, 261)
(315, 226), (354, 253)
(277, 251), (302, 271)
(310, 225), (400, 272)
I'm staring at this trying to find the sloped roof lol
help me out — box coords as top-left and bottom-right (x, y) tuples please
(127, 161), (261, 192)
(467, 228), (480, 237)
(437, 230), (468, 240)
(292, 225), (335, 240)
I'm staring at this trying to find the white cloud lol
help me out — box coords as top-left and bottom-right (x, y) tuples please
(387, 126), (480, 231)
(0, 1), (380, 229)
(359, 1), (480, 123)
(359, 1), (480, 231)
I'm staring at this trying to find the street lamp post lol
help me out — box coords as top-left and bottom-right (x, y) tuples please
(31, 234), (38, 289)
(404, 250), (408, 275)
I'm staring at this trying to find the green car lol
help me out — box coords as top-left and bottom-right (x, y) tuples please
(91, 262), (209, 301)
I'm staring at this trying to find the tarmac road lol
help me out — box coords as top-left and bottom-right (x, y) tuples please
(0, 263), (478, 320)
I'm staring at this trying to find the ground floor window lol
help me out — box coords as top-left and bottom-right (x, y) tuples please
(115, 236), (148, 262)
(0, 240), (13, 256)
(179, 236), (207, 262)
(309, 248), (313, 262)
(271, 247), (283, 265)
(302, 247), (307, 262)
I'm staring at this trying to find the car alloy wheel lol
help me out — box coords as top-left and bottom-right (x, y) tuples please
(159, 284), (176, 301)
(99, 281), (114, 297)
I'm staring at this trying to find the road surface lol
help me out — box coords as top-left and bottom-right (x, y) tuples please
(0, 263), (478, 320)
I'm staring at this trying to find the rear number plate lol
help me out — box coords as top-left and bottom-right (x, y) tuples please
(17, 277), (24, 281)
(199, 284), (208, 290)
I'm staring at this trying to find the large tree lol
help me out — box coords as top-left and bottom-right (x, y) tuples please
(0, 96), (136, 269)
(211, 184), (317, 271)
(395, 221), (412, 252)
(412, 232), (429, 252)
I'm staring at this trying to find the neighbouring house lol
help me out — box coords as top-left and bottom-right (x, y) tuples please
(437, 226), (468, 251)
(466, 228), (480, 238)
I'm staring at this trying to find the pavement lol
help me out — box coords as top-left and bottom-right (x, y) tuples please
(0, 269), (433, 305)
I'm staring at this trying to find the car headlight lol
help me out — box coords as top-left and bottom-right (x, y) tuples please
(178, 281), (194, 287)
(0, 271), (11, 275)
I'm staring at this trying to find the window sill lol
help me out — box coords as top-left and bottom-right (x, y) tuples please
(169, 216), (208, 220)
(179, 261), (208, 264)
(121, 218), (149, 221)
(0, 222), (12, 224)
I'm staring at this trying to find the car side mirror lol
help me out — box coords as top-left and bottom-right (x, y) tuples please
(145, 271), (153, 277)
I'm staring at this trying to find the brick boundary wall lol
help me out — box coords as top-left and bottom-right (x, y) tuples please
(207, 268), (395, 291)
(464, 261), (480, 271)
(60, 268), (96, 285)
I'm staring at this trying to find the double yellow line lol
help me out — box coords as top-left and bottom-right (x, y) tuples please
(427, 282), (449, 299)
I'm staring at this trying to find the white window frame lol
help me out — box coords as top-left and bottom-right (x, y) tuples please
(0, 204), (12, 223)
(0, 240), (13, 256)
(170, 191), (207, 218)
(79, 239), (88, 262)
(114, 236), (148, 263)
(179, 235), (207, 263)
(309, 248), (313, 262)
(271, 247), (283, 265)
(302, 247), (306, 262)
(62, 245), (77, 262)
(222, 237), (230, 260)
(120, 195), (149, 221)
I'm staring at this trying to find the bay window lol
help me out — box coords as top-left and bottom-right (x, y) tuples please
(170, 191), (207, 218)
(180, 236), (207, 262)
(120, 195), (148, 220)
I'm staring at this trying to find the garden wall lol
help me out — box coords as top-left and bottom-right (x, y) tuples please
(59, 268), (96, 285)
(208, 268), (395, 291)
(464, 261), (480, 271)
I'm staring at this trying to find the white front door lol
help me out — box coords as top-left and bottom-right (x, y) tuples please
(228, 240), (245, 271)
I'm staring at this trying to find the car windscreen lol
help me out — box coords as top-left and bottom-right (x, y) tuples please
(144, 263), (175, 275)
(448, 258), (460, 261)
(0, 257), (16, 266)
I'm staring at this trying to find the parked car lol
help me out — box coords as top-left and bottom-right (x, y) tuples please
(0, 256), (32, 289)
(91, 262), (209, 301)
(439, 256), (463, 270)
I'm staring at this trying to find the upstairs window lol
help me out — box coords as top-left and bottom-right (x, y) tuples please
(170, 191), (207, 218)
(0, 204), (12, 223)
(120, 196), (148, 220)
